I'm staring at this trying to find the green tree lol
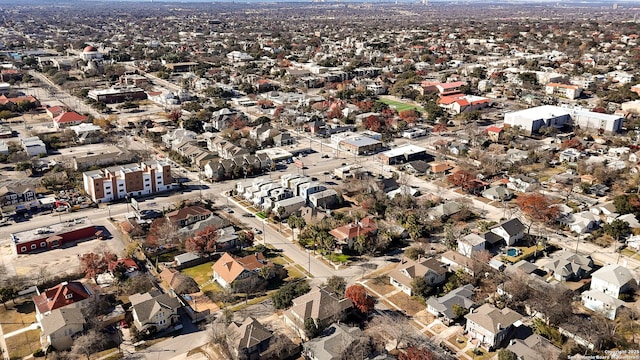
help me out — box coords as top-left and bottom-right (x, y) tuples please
(452, 303), (469, 318)
(324, 276), (346, 298)
(410, 277), (433, 300)
(15, 162), (32, 171)
(304, 318), (319, 339)
(272, 281), (310, 309)
(498, 349), (518, 360)
(603, 219), (631, 241)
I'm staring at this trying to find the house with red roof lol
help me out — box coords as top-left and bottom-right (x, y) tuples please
(485, 126), (504, 142)
(0, 95), (40, 110)
(108, 258), (140, 278)
(328, 217), (377, 251)
(438, 94), (490, 114)
(211, 252), (274, 289)
(46, 105), (67, 119)
(53, 111), (89, 129)
(33, 281), (93, 321)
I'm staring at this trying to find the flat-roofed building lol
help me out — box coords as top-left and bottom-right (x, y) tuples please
(82, 161), (174, 203)
(88, 85), (147, 104)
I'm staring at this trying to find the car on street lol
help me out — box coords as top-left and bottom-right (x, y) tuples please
(253, 228), (262, 234)
(224, 207), (234, 213)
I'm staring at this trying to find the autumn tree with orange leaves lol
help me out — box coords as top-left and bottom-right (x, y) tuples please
(345, 284), (375, 314)
(185, 225), (219, 255)
(516, 193), (560, 233)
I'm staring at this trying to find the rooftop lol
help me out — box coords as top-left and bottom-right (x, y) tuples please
(10, 218), (94, 245)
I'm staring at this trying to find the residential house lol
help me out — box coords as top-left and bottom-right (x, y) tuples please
(328, 217), (377, 250)
(272, 196), (306, 219)
(308, 189), (339, 209)
(440, 250), (477, 276)
(559, 148), (581, 163)
(53, 111), (89, 129)
(303, 323), (369, 360)
(506, 333), (562, 360)
(458, 233), (486, 258)
(33, 281), (93, 321)
(581, 289), (625, 320)
(545, 83), (582, 100)
(543, 251), (593, 282)
(481, 186), (513, 201)
(212, 252), (273, 289)
(161, 129), (197, 150)
(39, 307), (86, 351)
(429, 202), (462, 220)
(404, 160), (430, 175)
(465, 303), (523, 350)
(108, 258), (139, 279)
(130, 290), (181, 334)
(507, 174), (538, 193)
(485, 126), (503, 142)
(165, 205), (212, 228)
(227, 317), (272, 360)
(284, 286), (353, 340)
(487, 218), (525, 246)
(560, 211), (599, 234)
(389, 257), (447, 296)
(426, 284), (476, 325)
(0, 184), (36, 207)
(590, 264), (636, 298)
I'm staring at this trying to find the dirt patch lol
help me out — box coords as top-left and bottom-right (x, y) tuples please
(387, 292), (424, 316)
(364, 276), (395, 296)
(431, 323), (446, 334)
(413, 309), (435, 326)
(0, 300), (37, 334)
(447, 334), (467, 349)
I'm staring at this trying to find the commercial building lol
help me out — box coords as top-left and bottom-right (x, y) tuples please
(21, 136), (47, 157)
(88, 85), (147, 104)
(83, 161), (174, 203)
(10, 218), (97, 254)
(545, 83), (582, 100)
(379, 144), (431, 165)
(338, 136), (382, 155)
(504, 105), (623, 135)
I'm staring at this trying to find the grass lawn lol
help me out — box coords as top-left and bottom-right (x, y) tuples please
(5, 329), (40, 359)
(387, 292), (425, 316)
(465, 348), (495, 360)
(255, 212), (266, 219)
(431, 323), (446, 334)
(365, 276), (396, 296)
(181, 261), (215, 287)
(447, 334), (467, 349)
(286, 266), (305, 280)
(622, 248), (638, 258)
(0, 300), (36, 335)
(326, 253), (350, 264)
(378, 98), (423, 112)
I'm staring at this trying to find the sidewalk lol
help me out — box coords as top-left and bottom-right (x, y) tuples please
(3, 322), (38, 339)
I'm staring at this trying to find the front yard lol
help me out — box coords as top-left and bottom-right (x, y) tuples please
(387, 292), (425, 316)
(4, 329), (40, 360)
(180, 261), (221, 292)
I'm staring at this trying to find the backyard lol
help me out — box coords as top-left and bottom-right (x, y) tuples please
(181, 261), (221, 292)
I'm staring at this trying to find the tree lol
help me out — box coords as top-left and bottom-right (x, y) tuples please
(79, 253), (108, 282)
(146, 218), (179, 248)
(185, 225), (219, 255)
(516, 193), (560, 233)
(304, 317), (320, 339)
(452, 303), (469, 318)
(287, 215), (306, 241)
(15, 161), (32, 172)
(345, 284), (375, 314)
(411, 277), (433, 300)
(70, 330), (108, 360)
(0, 287), (17, 309)
(603, 219), (632, 241)
(404, 247), (426, 260)
(448, 169), (475, 192)
(398, 346), (438, 360)
(272, 281), (310, 309)
(324, 276), (346, 299)
(498, 349), (518, 360)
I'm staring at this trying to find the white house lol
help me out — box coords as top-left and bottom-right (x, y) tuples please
(507, 174), (538, 193)
(560, 211), (599, 234)
(590, 264), (636, 298)
(489, 218), (525, 246)
(582, 289), (625, 320)
(458, 233), (486, 258)
(465, 303), (522, 350)
(389, 257), (447, 296)
(20, 136), (47, 157)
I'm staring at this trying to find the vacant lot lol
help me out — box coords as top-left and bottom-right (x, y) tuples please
(0, 300), (36, 334)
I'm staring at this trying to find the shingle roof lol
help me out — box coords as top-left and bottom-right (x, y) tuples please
(465, 303), (522, 334)
(212, 252), (272, 285)
(592, 264), (635, 288)
(131, 292), (181, 323)
(40, 307), (85, 337)
(227, 317), (272, 351)
(288, 286), (352, 323)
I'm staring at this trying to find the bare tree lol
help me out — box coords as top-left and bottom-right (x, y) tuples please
(70, 330), (108, 360)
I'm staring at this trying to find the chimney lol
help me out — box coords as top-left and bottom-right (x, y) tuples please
(497, 323), (502, 330)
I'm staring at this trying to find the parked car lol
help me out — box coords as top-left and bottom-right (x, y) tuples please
(224, 207), (234, 213)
